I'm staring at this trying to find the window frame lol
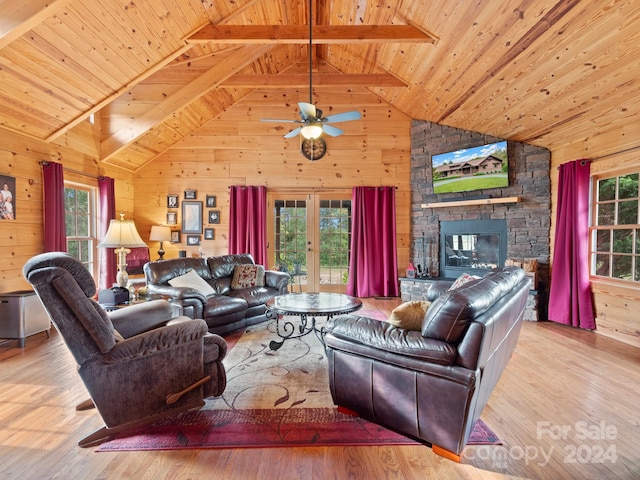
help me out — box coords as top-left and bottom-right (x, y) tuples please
(590, 169), (640, 284)
(64, 181), (99, 280)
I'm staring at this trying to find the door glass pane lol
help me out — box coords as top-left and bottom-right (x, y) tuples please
(319, 199), (351, 286)
(273, 200), (307, 275)
(597, 178), (616, 201)
(596, 203), (615, 226)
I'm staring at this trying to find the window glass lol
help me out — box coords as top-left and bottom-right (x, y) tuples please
(64, 185), (97, 277)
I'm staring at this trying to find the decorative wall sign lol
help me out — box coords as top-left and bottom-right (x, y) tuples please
(184, 189), (197, 199)
(182, 201), (203, 233)
(0, 175), (16, 220)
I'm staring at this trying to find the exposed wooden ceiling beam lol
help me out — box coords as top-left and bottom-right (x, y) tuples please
(221, 73), (408, 88)
(187, 25), (438, 45)
(0, 0), (73, 49)
(100, 44), (273, 162)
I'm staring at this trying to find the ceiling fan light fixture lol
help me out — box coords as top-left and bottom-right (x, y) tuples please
(300, 124), (323, 139)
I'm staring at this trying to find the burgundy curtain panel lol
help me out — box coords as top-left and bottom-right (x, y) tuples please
(548, 159), (596, 329)
(42, 161), (67, 253)
(98, 176), (116, 290)
(228, 186), (268, 266)
(347, 186), (399, 297)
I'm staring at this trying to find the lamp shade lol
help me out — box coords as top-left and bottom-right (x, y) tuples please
(300, 124), (323, 140)
(98, 213), (147, 248)
(149, 225), (171, 242)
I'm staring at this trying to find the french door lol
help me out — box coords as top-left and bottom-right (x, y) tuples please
(267, 191), (352, 293)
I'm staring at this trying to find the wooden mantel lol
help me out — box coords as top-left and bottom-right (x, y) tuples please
(421, 196), (521, 208)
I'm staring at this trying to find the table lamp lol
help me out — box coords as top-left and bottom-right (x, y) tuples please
(98, 213), (147, 288)
(149, 225), (171, 260)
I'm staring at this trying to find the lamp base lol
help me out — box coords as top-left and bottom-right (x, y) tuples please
(114, 247), (131, 288)
(157, 241), (166, 260)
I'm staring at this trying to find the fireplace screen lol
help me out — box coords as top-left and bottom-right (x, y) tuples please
(444, 234), (500, 270)
(440, 219), (507, 279)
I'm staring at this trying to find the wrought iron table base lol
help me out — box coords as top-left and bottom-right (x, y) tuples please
(267, 309), (332, 350)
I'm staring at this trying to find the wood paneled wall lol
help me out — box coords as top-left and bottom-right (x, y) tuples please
(0, 122), (134, 293)
(133, 89), (412, 271)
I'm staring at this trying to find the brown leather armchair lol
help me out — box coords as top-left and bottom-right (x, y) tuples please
(23, 252), (227, 447)
(324, 266), (529, 461)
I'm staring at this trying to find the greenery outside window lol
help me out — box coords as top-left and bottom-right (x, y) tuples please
(591, 172), (640, 282)
(65, 183), (98, 278)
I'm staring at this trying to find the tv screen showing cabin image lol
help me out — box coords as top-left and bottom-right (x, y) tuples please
(431, 141), (508, 194)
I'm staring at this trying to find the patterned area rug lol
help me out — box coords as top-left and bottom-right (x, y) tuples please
(97, 315), (501, 451)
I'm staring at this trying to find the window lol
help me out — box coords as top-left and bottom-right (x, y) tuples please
(64, 183), (98, 278)
(591, 172), (640, 282)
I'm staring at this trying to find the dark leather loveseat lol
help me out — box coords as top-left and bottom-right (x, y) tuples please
(324, 266), (529, 460)
(144, 254), (289, 335)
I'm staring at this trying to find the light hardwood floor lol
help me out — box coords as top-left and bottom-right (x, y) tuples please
(1, 297), (639, 480)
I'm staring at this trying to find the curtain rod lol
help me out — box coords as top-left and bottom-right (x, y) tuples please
(590, 144), (640, 162)
(39, 161), (100, 180)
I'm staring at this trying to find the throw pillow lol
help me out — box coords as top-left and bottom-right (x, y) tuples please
(448, 272), (480, 290)
(386, 301), (431, 331)
(168, 269), (215, 296)
(231, 264), (265, 290)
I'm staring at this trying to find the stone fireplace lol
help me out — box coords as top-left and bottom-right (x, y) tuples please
(406, 120), (552, 319)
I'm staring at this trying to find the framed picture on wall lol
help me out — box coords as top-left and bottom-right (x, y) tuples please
(0, 175), (16, 220)
(184, 189), (197, 200)
(186, 234), (200, 246)
(206, 195), (216, 208)
(170, 230), (181, 243)
(204, 228), (214, 240)
(166, 211), (177, 225)
(208, 210), (220, 224)
(167, 194), (178, 208)
(182, 201), (202, 233)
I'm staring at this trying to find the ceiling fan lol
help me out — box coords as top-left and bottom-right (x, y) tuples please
(260, 0), (361, 140)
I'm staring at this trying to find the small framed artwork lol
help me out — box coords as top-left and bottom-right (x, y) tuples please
(184, 189), (197, 200)
(208, 210), (220, 224)
(166, 211), (177, 225)
(182, 201), (203, 234)
(167, 194), (178, 209)
(206, 195), (216, 208)
(170, 230), (181, 243)
(204, 228), (214, 240)
(0, 175), (16, 220)
(186, 234), (200, 246)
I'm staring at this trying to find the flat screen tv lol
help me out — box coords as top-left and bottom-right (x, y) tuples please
(431, 140), (508, 194)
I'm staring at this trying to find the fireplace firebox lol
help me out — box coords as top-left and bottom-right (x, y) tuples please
(440, 220), (507, 279)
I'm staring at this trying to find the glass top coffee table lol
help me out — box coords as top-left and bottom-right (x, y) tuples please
(265, 292), (362, 350)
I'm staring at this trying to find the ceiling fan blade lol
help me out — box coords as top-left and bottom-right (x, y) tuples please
(298, 102), (316, 120)
(284, 127), (302, 139)
(261, 118), (299, 123)
(323, 111), (362, 123)
(323, 125), (344, 137)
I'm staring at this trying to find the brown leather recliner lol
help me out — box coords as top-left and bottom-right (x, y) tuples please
(23, 252), (227, 447)
(324, 266), (529, 461)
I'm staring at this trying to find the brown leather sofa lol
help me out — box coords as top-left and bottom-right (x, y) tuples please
(144, 254), (289, 335)
(324, 266), (529, 460)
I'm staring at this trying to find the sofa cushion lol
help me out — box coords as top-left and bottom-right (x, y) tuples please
(231, 264), (265, 289)
(386, 301), (430, 331)
(168, 269), (215, 296)
(448, 272), (480, 290)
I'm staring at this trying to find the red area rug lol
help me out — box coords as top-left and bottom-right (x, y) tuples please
(97, 408), (500, 451)
(97, 317), (501, 452)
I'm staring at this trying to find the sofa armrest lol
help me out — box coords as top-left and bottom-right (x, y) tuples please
(108, 299), (181, 338)
(265, 270), (290, 294)
(104, 319), (209, 363)
(146, 283), (207, 302)
(326, 315), (456, 365)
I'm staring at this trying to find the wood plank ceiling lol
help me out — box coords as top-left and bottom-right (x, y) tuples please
(1, 0), (639, 172)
